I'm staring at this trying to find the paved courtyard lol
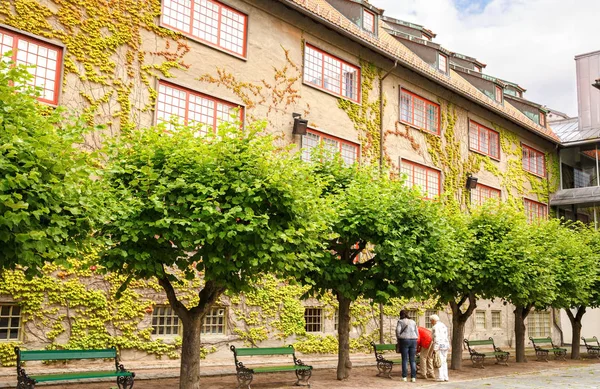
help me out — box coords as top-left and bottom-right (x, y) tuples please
(424, 365), (599, 389)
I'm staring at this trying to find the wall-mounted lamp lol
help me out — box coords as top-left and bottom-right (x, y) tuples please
(292, 113), (308, 135)
(466, 174), (478, 190)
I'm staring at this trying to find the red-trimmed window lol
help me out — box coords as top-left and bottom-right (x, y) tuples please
(524, 199), (547, 223)
(474, 65), (481, 72)
(363, 9), (375, 33)
(156, 81), (242, 133)
(301, 129), (359, 165)
(469, 120), (500, 159)
(472, 184), (501, 206)
(539, 111), (546, 127)
(400, 160), (441, 200)
(495, 85), (503, 103)
(522, 144), (545, 177)
(438, 53), (447, 73)
(303, 44), (360, 102)
(0, 28), (62, 105)
(161, 0), (247, 57)
(400, 89), (440, 134)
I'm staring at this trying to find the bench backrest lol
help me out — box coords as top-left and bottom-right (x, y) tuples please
(232, 346), (295, 357)
(464, 338), (494, 347)
(17, 348), (117, 362)
(529, 337), (554, 347)
(582, 336), (599, 346)
(371, 343), (396, 352)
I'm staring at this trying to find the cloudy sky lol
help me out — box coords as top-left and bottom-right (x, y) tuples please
(375, 0), (600, 117)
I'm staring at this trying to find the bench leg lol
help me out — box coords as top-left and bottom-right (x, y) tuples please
(17, 368), (35, 389)
(294, 368), (312, 387)
(376, 360), (393, 379)
(471, 354), (485, 369)
(589, 348), (600, 359)
(495, 353), (509, 366)
(535, 350), (549, 362)
(236, 368), (253, 389)
(117, 375), (135, 389)
(554, 350), (567, 361)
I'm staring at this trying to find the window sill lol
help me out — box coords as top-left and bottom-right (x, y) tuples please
(469, 148), (501, 162)
(399, 120), (440, 137)
(524, 169), (545, 179)
(303, 81), (361, 106)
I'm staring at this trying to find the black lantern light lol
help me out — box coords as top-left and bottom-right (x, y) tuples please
(292, 113), (308, 135)
(466, 174), (478, 190)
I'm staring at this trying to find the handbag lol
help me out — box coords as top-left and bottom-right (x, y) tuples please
(433, 350), (443, 368)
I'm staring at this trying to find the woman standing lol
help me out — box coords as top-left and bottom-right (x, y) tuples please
(396, 310), (419, 382)
(430, 314), (450, 382)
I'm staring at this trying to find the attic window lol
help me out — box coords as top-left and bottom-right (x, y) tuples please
(422, 33), (430, 41)
(437, 53), (447, 73)
(474, 65), (481, 72)
(495, 86), (503, 103)
(363, 9), (375, 33)
(539, 112), (546, 127)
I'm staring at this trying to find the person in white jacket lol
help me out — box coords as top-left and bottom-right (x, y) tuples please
(430, 314), (450, 382)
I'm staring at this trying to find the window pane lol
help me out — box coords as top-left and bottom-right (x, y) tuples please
(202, 307), (226, 334)
(301, 132), (320, 162)
(304, 45), (360, 101)
(304, 308), (322, 333)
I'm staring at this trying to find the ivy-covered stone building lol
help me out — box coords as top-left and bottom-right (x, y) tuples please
(0, 0), (575, 364)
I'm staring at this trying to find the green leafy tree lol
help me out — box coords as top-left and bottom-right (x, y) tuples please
(303, 156), (457, 380)
(0, 57), (97, 276)
(98, 122), (323, 389)
(553, 225), (599, 359)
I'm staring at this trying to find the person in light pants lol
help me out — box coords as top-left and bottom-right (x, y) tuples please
(430, 314), (450, 382)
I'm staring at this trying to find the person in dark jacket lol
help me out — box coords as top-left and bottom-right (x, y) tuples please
(396, 310), (418, 382)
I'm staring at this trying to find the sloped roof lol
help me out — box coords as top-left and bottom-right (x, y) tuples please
(551, 117), (600, 144)
(280, 0), (560, 143)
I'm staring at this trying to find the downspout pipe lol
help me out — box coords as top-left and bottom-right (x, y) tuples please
(379, 61), (398, 169)
(378, 60), (397, 345)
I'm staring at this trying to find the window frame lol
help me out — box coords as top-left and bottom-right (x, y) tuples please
(424, 309), (437, 329)
(160, 0), (248, 59)
(437, 53), (447, 73)
(474, 65), (481, 72)
(301, 128), (360, 165)
(303, 43), (361, 103)
(528, 310), (551, 338)
(151, 305), (181, 337)
(0, 304), (22, 342)
(304, 307), (323, 333)
(155, 80), (244, 131)
(491, 311), (502, 329)
(363, 9), (376, 33)
(399, 88), (441, 135)
(539, 111), (546, 127)
(495, 85), (503, 103)
(201, 306), (227, 335)
(522, 143), (546, 177)
(524, 198), (547, 223)
(469, 120), (500, 160)
(400, 159), (442, 200)
(0, 26), (64, 105)
(475, 310), (486, 330)
(472, 183), (501, 207)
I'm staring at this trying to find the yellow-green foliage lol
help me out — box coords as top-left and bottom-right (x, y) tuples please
(0, 342), (20, 367)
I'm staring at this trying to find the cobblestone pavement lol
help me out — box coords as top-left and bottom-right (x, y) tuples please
(423, 365), (599, 388)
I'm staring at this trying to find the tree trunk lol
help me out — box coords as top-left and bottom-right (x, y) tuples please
(449, 293), (477, 370)
(158, 276), (225, 389)
(566, 306), (586, 360)
(336, 293), (352, 380)
(514, 304), (533, 363)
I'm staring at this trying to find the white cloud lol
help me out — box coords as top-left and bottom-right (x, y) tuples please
(375, 0), (600, 117)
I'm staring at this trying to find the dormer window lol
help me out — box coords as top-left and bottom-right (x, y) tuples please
(363, 9), (375, 33)
(474, 65), (481, 72)
(438, 53), (447, 73)
(539, 111), (546, 127)
(495, 85), (503, 103)
(422, 33), (431, 41)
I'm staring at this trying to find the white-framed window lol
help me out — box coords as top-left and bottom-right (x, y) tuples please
(0, 305), (21, 341)
(304, 307), (323, 333)
(156, 81), (242, 133)
(407, 310), (419, 323)
(0, 27), (63, 104)
(363, 9), (375, 33)
(491, 311), (502, 329)
(425, 309), (437, 329)
(304, 44), (360, 102)
(201, 307), (226, 335)
(475, 310), (486, 330)
(301, 129), (359, 165)
(528, 310), (551, 338)
(151, 306), (180, 336)
(161, 0), (247, 57)
(438, 53), (447, 73)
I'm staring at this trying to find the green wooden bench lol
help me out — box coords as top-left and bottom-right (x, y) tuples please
(369, 342), (420, 379)
(529, 337), (567, 362)
(230, 345), (312, 389)
(581, 336), (600, 358)
(14, 347), (134, 389)
(463, 337), (510, 368)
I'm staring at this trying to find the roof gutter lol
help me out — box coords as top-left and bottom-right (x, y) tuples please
(280, 0), (560, 145)
(559, 137), (600, 148)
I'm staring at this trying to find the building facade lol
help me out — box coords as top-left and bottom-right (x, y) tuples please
(0, 0), (568, 363)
